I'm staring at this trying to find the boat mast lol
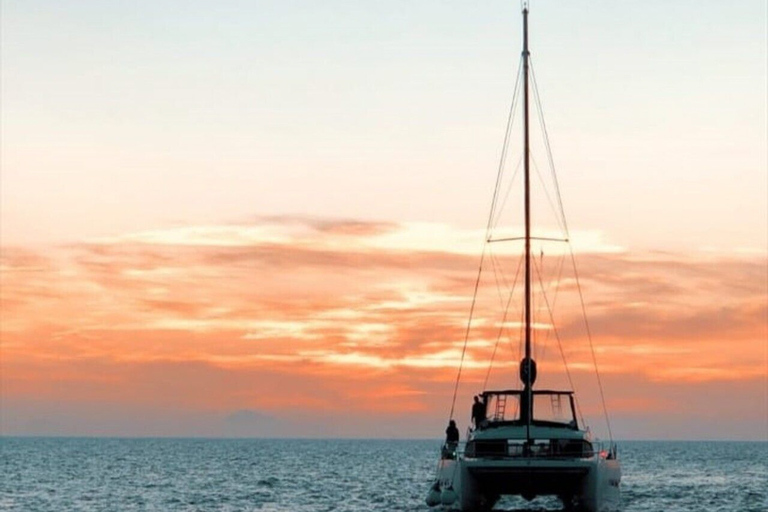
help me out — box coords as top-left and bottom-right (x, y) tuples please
(522, 1), (533, 444)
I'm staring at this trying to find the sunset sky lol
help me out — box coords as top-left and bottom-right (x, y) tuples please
(2, 0), (766, 440)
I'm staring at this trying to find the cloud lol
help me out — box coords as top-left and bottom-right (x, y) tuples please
(1, 216), (766, 438)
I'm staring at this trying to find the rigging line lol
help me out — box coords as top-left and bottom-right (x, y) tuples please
(489, 247), (504, 309)
(448, 246), (486, 421)
(533, 249), (563, 358)
(531, 56), (602, 439)
(568, 246), (614, 443)
(492, 154), (524, 229)
(531, 254), (578, 400)
(482, 252), (524, 390)
(489, 250), (519, 346)
(531, 155), (567, 234)
(548, 252), (566, 314)
(529, 57), (570, 236)
(531, 253), (547, 360)
(482, 321), (503, 391)
(528, 55), (592, 433)
(531, 260), (588, 433)
(489, 56), (524, 231)
(448, 58), (524, 422)
(489, 249), (509, 310)
(530, 251), (556, 362)
(503, 293), (523, 391)
(490, 251), (525, 367)
(489, 250), (521, 366)
(491, 90), (523, 231)
(490, 248), (519, 307)
(490, 249), (525, 344)
(527, 71), (599, 427)
(537, 251), (566, 362)
(516, 295), (525, 366)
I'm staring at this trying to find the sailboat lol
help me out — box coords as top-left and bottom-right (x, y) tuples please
(425, 3), (621, 511)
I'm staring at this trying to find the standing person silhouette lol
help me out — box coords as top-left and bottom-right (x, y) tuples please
(471, 395), (486, 430)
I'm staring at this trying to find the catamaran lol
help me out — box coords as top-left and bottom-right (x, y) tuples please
(425, 3), (621, 511)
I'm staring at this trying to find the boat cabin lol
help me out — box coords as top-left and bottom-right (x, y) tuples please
(477, 390), (579, 430)
(463, 390), (594, 460)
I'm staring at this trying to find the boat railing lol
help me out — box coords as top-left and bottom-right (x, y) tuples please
(441, 439), (618, 461)
(462, 439), (603, 460)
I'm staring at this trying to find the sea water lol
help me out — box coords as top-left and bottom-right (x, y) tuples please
(1, 438), (765, 511)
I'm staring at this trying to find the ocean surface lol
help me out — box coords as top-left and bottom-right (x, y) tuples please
(1, 438), (765, 511)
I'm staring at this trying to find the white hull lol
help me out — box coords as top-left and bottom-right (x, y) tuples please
(435, 454), (620, 511)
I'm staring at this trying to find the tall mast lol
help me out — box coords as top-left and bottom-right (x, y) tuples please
(522, 1), (533, 443)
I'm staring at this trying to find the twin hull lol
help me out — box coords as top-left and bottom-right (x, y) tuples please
(435, 455), (621, 511)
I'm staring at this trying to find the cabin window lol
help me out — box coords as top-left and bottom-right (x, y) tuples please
(533, 394), (573, 425)
(485, 394), (521, 422)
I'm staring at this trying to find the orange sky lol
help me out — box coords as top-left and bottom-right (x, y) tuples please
(1, 1), (766, 440)
(2, 217), (765, 439)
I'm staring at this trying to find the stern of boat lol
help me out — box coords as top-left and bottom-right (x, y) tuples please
(428, 439), (621, 512)
(579, 443), (621, 512)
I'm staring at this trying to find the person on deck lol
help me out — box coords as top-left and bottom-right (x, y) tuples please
(471, 395), (486, 430)
(445, 420), (459, 444)
(443, 420), (460, 459)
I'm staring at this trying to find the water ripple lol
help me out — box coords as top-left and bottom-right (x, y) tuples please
(0, 438), (765, 511)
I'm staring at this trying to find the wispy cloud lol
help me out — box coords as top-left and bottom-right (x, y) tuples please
(1, 216), (766, 437)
